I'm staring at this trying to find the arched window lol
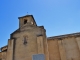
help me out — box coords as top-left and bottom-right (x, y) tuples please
(23, 36), (28, 45)
(24, 19), (27, 24)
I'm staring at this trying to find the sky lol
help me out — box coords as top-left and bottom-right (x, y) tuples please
(0, 0), (80, 48)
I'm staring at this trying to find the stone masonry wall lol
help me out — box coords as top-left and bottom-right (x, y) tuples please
(48, 36), (80, 60)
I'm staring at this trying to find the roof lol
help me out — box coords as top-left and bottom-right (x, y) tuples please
(0, 45), (8, 52)
(47, 32), (80, 40)
(1, 45), (7, 49)
(18, 15), (33, 19)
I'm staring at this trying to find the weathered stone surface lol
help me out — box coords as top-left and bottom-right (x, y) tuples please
(47, 39), (61, 60)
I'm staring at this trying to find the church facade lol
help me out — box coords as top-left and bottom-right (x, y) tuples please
(0, 15), (80, 60)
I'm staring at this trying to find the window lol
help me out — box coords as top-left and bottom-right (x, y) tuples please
(23, 36), (27, 45)
(24, 19), (27, 24)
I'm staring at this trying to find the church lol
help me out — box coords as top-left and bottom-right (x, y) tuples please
(0, 14), (80, 60)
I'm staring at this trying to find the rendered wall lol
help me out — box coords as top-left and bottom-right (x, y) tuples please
(48, 36), (80, 60)
(6, 39), (14, 60)
(47, 39), (61, 60)
(63, 37), (80, 60)
(58, 39), (67, 60)
(12, 26), (49, 60)
(2, 52), (7, 60)
(0, 52), (2, 60)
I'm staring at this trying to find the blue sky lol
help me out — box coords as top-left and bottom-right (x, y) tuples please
(0, 0), (80, 48)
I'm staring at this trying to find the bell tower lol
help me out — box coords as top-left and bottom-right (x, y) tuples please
(18, 15), (37, 28)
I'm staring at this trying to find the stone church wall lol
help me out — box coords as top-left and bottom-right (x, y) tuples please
(47, 39), (61, 60)
(0, 52), (2, 60)
(76, 37), (80, 52)
(48, 36), (80, 60)
(0, 51), (7, 60)
(10, 26), (49, 60)
(63, 37), (80, 60)
(6, 39), (14, 60)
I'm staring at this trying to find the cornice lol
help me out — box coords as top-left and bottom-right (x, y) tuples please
(47, 32), (80, 40)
